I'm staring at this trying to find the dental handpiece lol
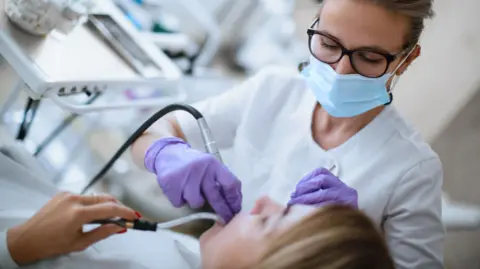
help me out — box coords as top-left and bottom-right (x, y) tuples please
(197, 117), (222, 163)
(89, 212), (221, 232)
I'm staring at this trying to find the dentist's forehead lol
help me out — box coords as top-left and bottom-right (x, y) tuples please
(318, 0), (409, 52)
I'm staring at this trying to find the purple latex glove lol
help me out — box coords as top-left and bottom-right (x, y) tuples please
(288, 168), (358, 209)
(144, 137), (242, 223)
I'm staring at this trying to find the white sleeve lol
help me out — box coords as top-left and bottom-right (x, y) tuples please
(0, 231), (19, 269)
(174, 69), (271, 150)
(384, 158), (445, 269)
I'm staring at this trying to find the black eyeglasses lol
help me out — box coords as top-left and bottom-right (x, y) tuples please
(307, 18), (405, 78)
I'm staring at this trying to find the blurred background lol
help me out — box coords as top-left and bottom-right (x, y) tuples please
(0, 0), (479, 267)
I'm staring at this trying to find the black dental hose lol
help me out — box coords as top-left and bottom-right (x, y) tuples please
(80, 103), (218, 194)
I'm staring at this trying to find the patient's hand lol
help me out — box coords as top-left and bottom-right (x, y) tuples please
(7, 192), (138, 265)
(288, 168), (358, 209)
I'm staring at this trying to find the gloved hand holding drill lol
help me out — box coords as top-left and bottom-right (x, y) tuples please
(144, 137), (242, 223)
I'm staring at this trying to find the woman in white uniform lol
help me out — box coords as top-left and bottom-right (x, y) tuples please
(0, 152), (394, 269)
(131, 0), (444, 268)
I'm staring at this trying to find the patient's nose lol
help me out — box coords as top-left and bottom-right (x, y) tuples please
(250, 196), (283, 215)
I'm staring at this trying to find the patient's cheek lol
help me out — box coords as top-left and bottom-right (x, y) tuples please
(200, 213), (266, 269)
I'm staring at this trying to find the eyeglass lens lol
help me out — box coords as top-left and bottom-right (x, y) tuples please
(310, 34), (389, 77)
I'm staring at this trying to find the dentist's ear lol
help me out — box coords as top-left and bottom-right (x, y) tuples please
(396, 44), (421, 76)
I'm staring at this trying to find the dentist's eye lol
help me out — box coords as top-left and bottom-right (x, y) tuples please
(321, 42), (336, 49)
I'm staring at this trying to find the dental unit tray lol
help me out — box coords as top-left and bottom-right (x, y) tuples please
(0, 0), (185, 114)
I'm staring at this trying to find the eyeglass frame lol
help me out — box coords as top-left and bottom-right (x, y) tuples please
(306, 18), (411, 78)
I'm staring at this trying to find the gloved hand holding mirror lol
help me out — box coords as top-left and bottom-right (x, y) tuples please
(289, 167), (358, 209)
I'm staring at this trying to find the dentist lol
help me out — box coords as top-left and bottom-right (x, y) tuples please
(131, 0), (444, 268)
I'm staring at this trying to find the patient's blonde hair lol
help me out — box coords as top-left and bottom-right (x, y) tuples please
(254, 205), (395, 269)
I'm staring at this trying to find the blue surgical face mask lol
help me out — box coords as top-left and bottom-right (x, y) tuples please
(302, 53), (410, 118)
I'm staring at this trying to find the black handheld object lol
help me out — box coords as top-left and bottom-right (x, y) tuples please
(80, 103), (203, 194)
(90, 218), (158, 232)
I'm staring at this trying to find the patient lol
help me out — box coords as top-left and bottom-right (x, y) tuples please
(202, 196), (395, 269)
(0, 151), (393, 269)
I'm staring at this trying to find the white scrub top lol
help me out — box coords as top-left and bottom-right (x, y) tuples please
(176, 67), (445, 269)
(0, 153), (201, 269)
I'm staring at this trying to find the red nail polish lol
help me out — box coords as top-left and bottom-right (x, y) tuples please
(117, 228), (127, 234)
(135, 211), (142, 218)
